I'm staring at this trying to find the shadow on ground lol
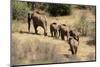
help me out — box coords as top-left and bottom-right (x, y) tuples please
(19, 30), (41, 35)
(86, 40), (96, 46)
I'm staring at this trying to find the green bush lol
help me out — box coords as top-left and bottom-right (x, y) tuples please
(12, 0), (30, 20)
(48, 4), (71, 16)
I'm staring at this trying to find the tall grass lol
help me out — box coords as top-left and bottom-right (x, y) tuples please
(74, 15), (95, 38)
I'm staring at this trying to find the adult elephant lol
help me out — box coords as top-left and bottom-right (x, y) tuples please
(28, 11), (47, 36)
(58, 24), (69, 40)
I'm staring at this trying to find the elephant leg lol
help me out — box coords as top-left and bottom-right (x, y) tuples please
(74, 46), (78, 55)
(28, 21), (30, 32)
(70, 45), (75, 55)
(42, 26), (47, 36)
(69, 38), (75, 55)
(44, 21), (47, 36)
(56, 30), (59, 39)
(50, 30), (53, 37)
(34, 25), (38, 34)
(69, 44), (74, 55)
(67, 35), (70, 42)
(58, 30), (61, 38)
(44, 30), (47, 36)
(61, 32), (65, 40)
(54, 30), (57, 38)
(61, 35), (64, 40)
(67, 35), (69, 41)
(44, 27), (47, 36)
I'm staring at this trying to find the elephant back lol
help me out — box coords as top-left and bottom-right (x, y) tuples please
(31, 11), (47, 25)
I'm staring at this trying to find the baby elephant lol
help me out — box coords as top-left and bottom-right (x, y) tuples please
(59, 24), (69, 40)
(68, 36), (79, 55)
(68, 30), (79, 55)
(50, 22), (59, 38)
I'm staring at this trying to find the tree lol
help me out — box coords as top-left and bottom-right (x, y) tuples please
(47, 4), (71, 16)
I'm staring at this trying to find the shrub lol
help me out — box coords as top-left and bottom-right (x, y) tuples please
(74, 15), (96, 42)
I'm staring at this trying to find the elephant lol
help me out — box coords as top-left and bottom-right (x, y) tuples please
(69, 30), (79, 42)
(68, 36), (79, 55)
(68, 29), (80, 55)
(58, 24), (69, 40)
(50, 22), (59, 38)
(28, 11), (47, 36)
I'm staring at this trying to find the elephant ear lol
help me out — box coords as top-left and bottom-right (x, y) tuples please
(36, 11), (41, 14)
(34, 10), (42, 15)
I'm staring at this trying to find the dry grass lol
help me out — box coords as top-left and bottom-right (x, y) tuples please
(12, 33), (68, 65)
(11, 8), (96, 65)
(11, 33), (96, 65)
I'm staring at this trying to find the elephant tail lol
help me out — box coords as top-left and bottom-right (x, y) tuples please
(44, 16), (47, 30)
(44, 16), (47, 25)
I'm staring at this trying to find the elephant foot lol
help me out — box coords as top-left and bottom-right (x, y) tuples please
(44, 32), (47, 36)
(62, 38), (65, 40)
(28, 30), (30, 33)
(35, 32), (38, 34)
